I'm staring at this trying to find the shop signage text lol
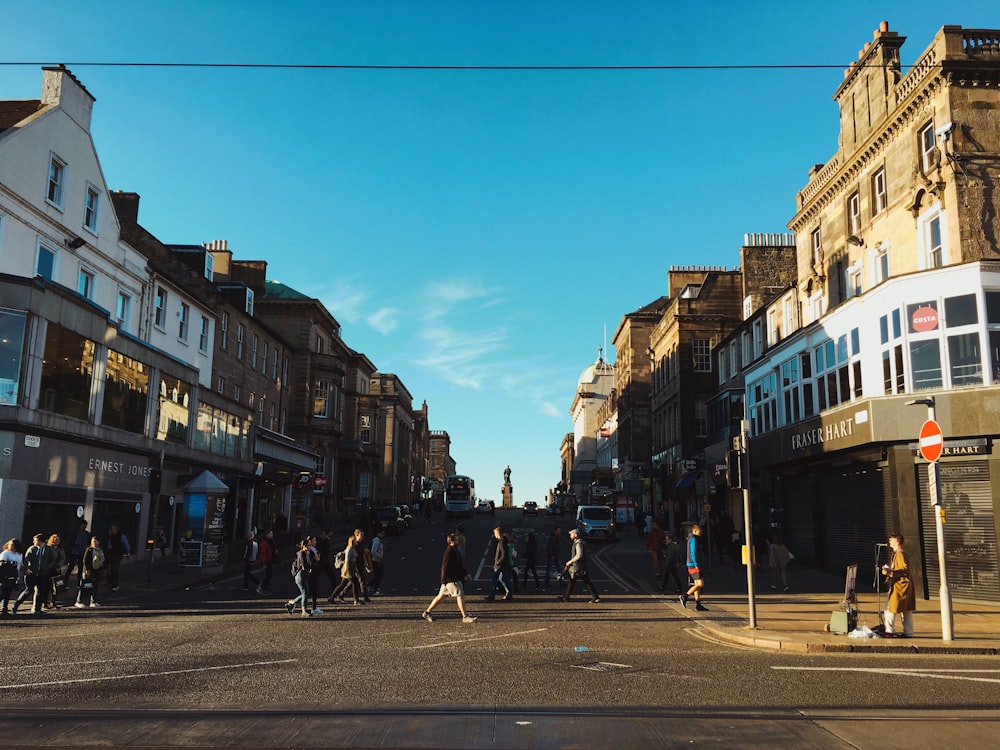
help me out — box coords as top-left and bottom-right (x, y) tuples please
(790, 417), (855, 452)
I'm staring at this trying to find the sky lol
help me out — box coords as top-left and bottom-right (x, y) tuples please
(1, 1), (997, 505)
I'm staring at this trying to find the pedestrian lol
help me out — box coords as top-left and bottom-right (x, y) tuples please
(65, 520), (90, 586)
(484, 526), (512, 601)
(357, 528), (374, 602)
(882, 533), (915, 638)
(257, 529), (276, 596)
(522, 532), (540, 589)
(646, 521), (667, 580)
(658, 532), (685, 594)
(680, 524), (708, 611)
(310, 529), (338, 606)
(74, 536), (104, 609)
(768, 531), (793, 591)
(421, 532), (477, 624)
(543, 527), (562, 589)
(45, 533), (67, 609)
(370, 528), (386, 595)
(1, 539), (24, 617)
(13, 533), (52, 615)
(504, 531), (519, 594)
(558, 529), (600, 603)
(285, 538), (313, 617)
(329, 530), (366, 606)
(104, 524), (131, 592)
(242, 531), (261, 591)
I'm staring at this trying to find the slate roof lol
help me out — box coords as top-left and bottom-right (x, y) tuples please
(263, 279), (311, 300)
(0, 99), (43, 134)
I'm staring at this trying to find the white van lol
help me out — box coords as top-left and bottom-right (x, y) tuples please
(576, 505), (616, 541)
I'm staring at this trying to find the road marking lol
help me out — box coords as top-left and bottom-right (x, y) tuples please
(773, 666), (1000, 684)
(0, 658), (298, 690)
(408, 627), (549, 650)
(0, 657), (141, 671)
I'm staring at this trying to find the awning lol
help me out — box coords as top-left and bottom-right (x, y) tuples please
(676, 472), (700, 489)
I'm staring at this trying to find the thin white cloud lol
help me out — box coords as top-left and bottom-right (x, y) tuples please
(541, 401), (563, 417)
(367, 307), (399, 335)
(310, 279), (367, 326)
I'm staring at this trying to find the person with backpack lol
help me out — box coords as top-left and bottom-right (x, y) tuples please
(0, 538), (23, 617)
(75, 536), (105, 609)
(285, 538), (313, 617)
(659, 532), (685, 594)
(327, 530), (366, 606)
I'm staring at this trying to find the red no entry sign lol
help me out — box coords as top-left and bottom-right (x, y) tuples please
(919, 419), (944, 462)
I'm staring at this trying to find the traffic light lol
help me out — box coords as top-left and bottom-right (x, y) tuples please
(148, 468), (162, 496)
(725, 450), (743, 489)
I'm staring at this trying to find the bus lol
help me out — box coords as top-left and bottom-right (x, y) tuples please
(445, 475), (475, 518)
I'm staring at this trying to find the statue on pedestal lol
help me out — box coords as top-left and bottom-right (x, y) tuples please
(503, 465), (511, 485)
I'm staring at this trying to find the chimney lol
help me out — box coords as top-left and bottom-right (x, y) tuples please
(41, 65), (95, 131)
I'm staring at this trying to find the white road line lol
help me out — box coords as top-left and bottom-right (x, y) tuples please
(773, 666), (1000, 684)
(408, 627), (549, 650)
(0, 658), (298, 690)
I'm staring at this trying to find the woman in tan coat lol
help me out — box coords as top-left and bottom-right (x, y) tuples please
(882, 533), (916, 637)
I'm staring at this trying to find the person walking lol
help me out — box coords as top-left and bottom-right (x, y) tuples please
(558, 529), (600, 603)
(104, 524), (131, 592)
(680, 523), (708, 611)
(329, 531), (366, 606)
(74, 536), (104, 609)
(370, 528), (386, 595)
(257, 529), (276, 596)
(285, 538), (313, 617)
(44, 533), (67, 609)
(484, 526), (512, 601)
(421, 532), (477, 624)
(646, 521), (667, 580)
(13, 533), (52, 615)
(65, 520), (90, 586)
(309, 529), (337, 608)
(882, 533), (915, 638)
(658, 531), (685, 594)
(522, 532), (540, 590)
(0, 539), (23, 617)
(768, 531), (793, 591)
(242, 531), (261, 591)
(543, 527), (562, 589)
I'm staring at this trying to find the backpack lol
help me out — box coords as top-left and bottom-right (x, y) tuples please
(334, 550), (347, 569)
(91, 548), (105, 570)
(291, 556), (302, 576)
(0, 560), (17, 586)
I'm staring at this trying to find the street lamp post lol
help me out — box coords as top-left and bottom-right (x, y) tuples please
(906, 397), (954, 641)
(740, 419), (757, 629)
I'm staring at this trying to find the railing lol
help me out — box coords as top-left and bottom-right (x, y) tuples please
(963, 30), (1000, 56)
(895, 47), (937, 105)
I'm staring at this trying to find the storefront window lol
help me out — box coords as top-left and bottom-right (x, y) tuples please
(0, 309), (27, 405)
(948, 333), (983, 387)
(909, 339), (942, 390)
(157, 374), (191, 445)
(103, 349), (149, 435)
(39, 324), (93, 421)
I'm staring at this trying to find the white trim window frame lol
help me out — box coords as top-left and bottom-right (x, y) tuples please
(178, 302), (190, 342)
(919, 120), (936, 173)
(313, 379), (330, 418)
(115, 289), (131, 330)
(46, 153), (66, 209)
(811, 227), (822, 267)
(847, 190), (861, 235)
(154, 287), (167, 330)
(871, 241), (890, 286)
(871, 167), (888, 217)
(918, 206), (947, 269)
(781, 293), (796, 338)
(83, 183), (100, 234)
(199, 315), (210, 353)
(77, 265), (95, 300)
(36, 241), (57, 281)
(846, 260), (863, 299)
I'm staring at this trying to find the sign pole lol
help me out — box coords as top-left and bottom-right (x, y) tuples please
(740, 419), (756, 629)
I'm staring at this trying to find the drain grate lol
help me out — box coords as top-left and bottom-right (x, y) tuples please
(572, 661), (632, 672)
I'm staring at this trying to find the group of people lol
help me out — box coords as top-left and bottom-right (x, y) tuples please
(0, 520), (132, 617)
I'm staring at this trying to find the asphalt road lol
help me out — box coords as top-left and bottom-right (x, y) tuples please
(2, 510), (999, 748)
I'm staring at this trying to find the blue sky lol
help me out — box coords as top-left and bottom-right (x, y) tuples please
(1, 1), (996, 504)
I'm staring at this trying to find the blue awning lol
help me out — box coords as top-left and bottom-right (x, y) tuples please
(676, 472), (700, 489)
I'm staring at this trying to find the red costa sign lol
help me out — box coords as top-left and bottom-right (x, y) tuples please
(911, 305), (939, 333)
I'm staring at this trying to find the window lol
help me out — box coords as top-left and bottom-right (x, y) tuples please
(752, 321), (762, 359)
(694, 400), (707, 438)
(220, 311), (228, 350)
(251, 334), (258, 369)
(217, 375), (225, 394)
(245, 288), (254, 315)
(767, 308), (779, 346)
(154, 288), (167, 329)
(36, 243), (56, 281)
(846, 262), (862, 298)
(84, 185), (100, 232)
(781, 294), (796, 336)
(199, 316), (210, 352)
(178, 303), (189, 341)
(924, 213), (945, 268)
(872, 167), (887, 216)
(729, 341), (738, 376)
(910, 339), (942, 390)
(313, 379), (330, 418)
(811, 228), (822, 266)
(948, 333), (982, 387)
(234, 384), (242, 403)
(692, 338), (712, 372)
(204, 253), (214, 282)
(919, 121), (936, 172)
(360, 414), (372, 443)
(261, 341), (268, 373)
(847, 190), (861, 234)
(874, 242), (890, 285)
(271, 348), (278, 380)
(282, 356), (289, 384)
(718, 346), (728, 384)
(46, 155), (65, 207)
(77, 267), (95, 300)
(237, 324), (245, 359)
(115, 291), (131, 329)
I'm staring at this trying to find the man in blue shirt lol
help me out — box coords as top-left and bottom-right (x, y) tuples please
(680, 524), (708, 611)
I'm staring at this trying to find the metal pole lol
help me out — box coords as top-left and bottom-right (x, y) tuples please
(741, 419), (757, 629)
(924, 400), (954, 642)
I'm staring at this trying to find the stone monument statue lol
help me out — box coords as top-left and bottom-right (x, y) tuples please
(504, 465), (511, 484)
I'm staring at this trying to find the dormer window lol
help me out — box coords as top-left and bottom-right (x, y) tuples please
(680, 284), (702, 299)
(245, 288), (254, 315)
(205, 253), (214, 282)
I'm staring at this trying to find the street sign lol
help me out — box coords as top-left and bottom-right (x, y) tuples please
(919, 419), (944, 462)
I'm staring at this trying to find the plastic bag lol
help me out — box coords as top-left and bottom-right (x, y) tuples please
(848, 624), (876, 639)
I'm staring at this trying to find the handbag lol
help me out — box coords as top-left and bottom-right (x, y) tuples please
(79, 579), (95, 590)
(52, 576), (66, 591)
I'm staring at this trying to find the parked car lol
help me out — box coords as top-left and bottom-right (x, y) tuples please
(522, 501), (539, 516)
(576, 504), (616, 541)
(546, 502), (564, 517)
(375, 506), (407, 535)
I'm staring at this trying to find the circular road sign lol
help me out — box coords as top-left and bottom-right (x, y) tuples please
(919, 419), (944, 462)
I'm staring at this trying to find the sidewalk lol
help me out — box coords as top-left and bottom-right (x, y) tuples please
(603, 534), (1000, 654)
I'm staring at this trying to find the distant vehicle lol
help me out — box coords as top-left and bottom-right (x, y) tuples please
(476, 500), (495, 516)
(522, 501), (539, 517)
(445, 475), (476, 518)
(576, 504), (616, 541)
(375, 506), (407, 535)
(396, 504), (414, 529)
(546, 502), (564, 517)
